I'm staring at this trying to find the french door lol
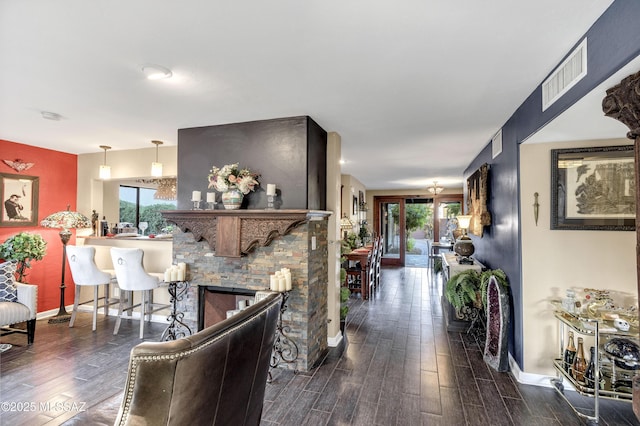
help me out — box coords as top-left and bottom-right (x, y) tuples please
(375, 197), (405, 266)
(374, 194), (462, 266)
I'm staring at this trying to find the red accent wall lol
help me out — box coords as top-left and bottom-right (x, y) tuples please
(0, 139), (78, 313)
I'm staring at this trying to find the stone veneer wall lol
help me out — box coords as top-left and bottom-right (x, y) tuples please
(172, 218), (328, 372)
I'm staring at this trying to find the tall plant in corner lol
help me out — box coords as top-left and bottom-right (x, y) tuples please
(0, 232), (47, 283)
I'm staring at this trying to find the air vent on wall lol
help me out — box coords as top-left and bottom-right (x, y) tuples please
(492, 129), (502, 159)
(542, 38), (587, 111)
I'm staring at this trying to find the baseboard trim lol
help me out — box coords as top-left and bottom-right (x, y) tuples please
(509, 353), (575, 391)
(328, 331), (343, 347)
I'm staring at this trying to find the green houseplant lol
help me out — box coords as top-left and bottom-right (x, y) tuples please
(340, 287), (351, 333)
(0, 232), (47, 283)
(445, 268), (509, 317)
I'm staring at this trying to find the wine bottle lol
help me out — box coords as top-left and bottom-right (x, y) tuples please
(585, 346), (603, 389)
(564, 331), (577, 373)
(573, 337), (587, 383)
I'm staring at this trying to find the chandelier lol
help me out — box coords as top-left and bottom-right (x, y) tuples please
(136, 178), (177, 200)
(154, 178), (177, 200)
(427, 181), (444, 195)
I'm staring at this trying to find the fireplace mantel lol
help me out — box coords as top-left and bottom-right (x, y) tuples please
(162, 210), (331, 257)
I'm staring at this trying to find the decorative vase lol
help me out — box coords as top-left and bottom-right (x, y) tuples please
(222, 188), (244, 210)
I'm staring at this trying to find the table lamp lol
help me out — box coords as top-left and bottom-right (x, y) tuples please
(340, 214), (354, 240)
(453, 214), (474, 264)
(41, 205), (92, 323)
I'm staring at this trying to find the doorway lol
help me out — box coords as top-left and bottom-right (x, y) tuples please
(374, 194), (463, 267)
(374, 196), (434, 267)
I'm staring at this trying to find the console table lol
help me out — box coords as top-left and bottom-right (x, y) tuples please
(441, 252), (485, 332)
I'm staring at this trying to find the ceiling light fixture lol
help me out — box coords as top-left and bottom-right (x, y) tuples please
(427, 181), (444, 195)
(99, 145), (111, 180)
(142, 64), (173, 80)
(151, 140), (163, 177)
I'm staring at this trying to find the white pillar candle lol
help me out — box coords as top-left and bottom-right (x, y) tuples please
(278, 277), (286, 292)
(266, 184), (276, 196)
(177, 268), (185, 281)
(238, 300), (247, 310)
(164, 268), (171, 283)
(270, 275), (278, 291)
(170, 267), (178, 282)
(206, 192), (216, 203)
(285, 272), (292, 291)
(191, 190), (201, 201)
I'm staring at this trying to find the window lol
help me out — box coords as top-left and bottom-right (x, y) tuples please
(119, 185), (177, 234)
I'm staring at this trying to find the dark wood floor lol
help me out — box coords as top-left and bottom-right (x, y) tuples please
(1, 266), (638, 425)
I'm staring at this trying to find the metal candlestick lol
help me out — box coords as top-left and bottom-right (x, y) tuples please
(268, 290), (299, 381)
(192, 200), (201, 210)
(160, 280), (192, 341)
(207, 202), (216, 210)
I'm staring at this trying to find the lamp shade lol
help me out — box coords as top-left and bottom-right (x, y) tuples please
(340, 215), (354, 230)
(41, 206), (91, 230)
(456, 215), (472, 230)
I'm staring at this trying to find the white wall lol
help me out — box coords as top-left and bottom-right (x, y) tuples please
(327, 133), (342, 344)
(340, 174), (366, 236)
(520, 138), (636, 375)
(77, 146), (178, 224)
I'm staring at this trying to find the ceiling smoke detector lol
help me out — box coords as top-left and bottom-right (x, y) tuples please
(41, 111), (62, 121)
(142, 64), (173, 80)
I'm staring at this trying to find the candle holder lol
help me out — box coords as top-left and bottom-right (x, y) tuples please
(192, 200), (201, 210)
(207, 202), (216, 210)
(160, 280), (192, 341)
(266, 194), (276, 210)
(268, 290), (299, 382)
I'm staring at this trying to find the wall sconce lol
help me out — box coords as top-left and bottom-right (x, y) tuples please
(151, 140), (163, 177)
(427, 180), (444, 195)
(99, 145), (111, 180)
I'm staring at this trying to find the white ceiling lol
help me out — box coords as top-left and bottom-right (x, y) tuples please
(0, 0), (616, 190)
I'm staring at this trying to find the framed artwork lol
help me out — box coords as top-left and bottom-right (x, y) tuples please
(1, 173), (39, 227)
(551, 145), (634, 231)
(353, 196), (358, 215)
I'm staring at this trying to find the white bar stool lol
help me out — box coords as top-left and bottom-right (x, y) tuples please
(66, 245), (118, 331)
(110, 247), (168, 339)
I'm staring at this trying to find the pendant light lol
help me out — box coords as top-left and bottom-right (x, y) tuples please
(151, 140), (163, 177)
(99, 145), (111, 180)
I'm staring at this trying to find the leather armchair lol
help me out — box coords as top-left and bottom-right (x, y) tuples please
(114, 291), (282, 426)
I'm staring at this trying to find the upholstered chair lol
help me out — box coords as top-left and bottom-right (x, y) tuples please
(0, 260), (37, 344)
(114, 291), (282, 426)
(110, 247), (168, 339)
(66, 245), (118, 331)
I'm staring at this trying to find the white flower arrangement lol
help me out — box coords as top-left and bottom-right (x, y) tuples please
(207, 163), (260, 195)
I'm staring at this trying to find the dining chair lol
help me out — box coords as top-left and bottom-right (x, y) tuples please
(110, 247), (168, 339)
(66, 245), (118, 331)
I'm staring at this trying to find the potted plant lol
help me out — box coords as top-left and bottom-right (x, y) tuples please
(445, 268), (509, 320)
(340, 286), (350, 333)
(0, 232), (47, 283)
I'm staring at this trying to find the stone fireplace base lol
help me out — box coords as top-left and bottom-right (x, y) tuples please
(165, 210), (330, 372)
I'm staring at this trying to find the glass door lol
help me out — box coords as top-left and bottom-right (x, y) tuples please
(404, 198), (433, 268)
(377, 198), (404, 266)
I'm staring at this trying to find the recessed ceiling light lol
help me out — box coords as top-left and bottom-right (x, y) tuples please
(41, 111), (62, 121)
(142, 64), (173, 80)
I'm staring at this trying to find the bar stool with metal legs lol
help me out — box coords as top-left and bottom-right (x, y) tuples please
(66, 245), (118, 331)
(110, 247), (168, 339)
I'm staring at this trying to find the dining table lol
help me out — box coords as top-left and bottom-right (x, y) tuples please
(344, 246), (373, 300)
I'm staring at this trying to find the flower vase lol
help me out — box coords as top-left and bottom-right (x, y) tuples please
(222, 188), (244, 210)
